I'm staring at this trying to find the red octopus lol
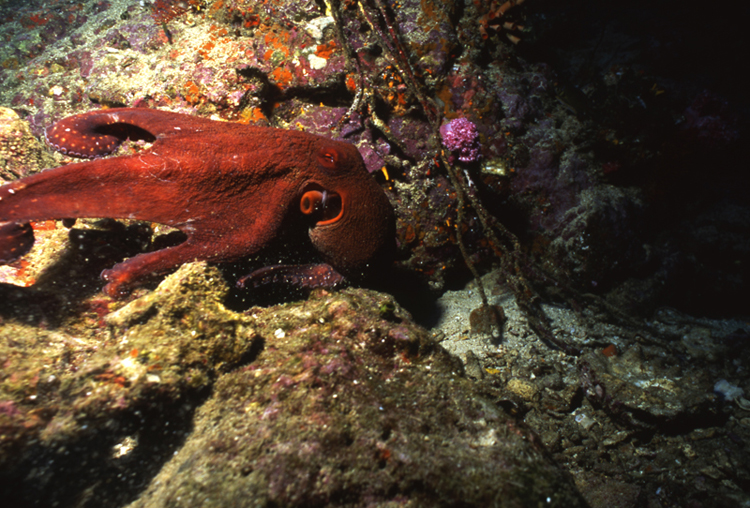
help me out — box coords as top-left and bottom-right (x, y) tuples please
(0, 108), (394, 297)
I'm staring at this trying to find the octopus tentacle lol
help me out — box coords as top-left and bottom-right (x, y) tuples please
(44, 108), (216, 159)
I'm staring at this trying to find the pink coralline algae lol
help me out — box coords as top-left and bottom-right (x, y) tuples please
(440, 117), (481, 163)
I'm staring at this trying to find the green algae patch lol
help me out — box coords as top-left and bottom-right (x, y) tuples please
(0, 262), (258, 468)
(104, 261), (260, 384)
(0, 106), (56, 184)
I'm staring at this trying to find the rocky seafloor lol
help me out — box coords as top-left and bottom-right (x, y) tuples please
(1, 0), (748, 507)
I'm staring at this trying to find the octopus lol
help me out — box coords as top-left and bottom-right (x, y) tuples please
(0, 108), (395, 297)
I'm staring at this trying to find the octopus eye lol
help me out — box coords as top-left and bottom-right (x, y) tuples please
(300, 189), (343, 225)
(300, 190), (326, 215)
(317, 147), (339, 170)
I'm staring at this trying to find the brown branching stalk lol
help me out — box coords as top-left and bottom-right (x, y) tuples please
(329, 0), (580, 353)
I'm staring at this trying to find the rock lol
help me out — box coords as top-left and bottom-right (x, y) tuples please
(1, 262), (585, 507)
(0, 107), (55, 184)
(128, 278), (586, 508)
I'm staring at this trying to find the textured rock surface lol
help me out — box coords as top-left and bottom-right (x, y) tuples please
(0, 107), (55, 184)
(1, 0), (748, 507)
(125, 269), (585, 508)
(1, 263), (586, 507)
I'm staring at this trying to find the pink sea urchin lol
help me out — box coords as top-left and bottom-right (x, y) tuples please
(439, 117), (481, 163)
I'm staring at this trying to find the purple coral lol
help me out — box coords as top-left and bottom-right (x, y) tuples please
(440, 117), (481, 163)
